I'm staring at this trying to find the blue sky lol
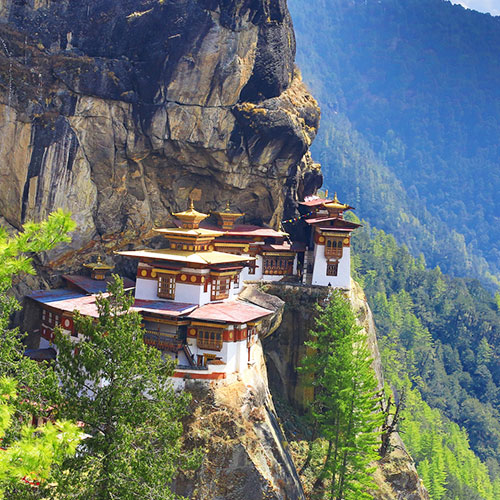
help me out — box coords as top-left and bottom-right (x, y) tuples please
(451, 0), (500, 15)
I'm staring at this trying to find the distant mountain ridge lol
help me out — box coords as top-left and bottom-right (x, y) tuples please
(289, 0), (500, 288)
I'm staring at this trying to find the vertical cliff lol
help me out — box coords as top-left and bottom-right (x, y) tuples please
(0, 0), (320, 277)
(176, 342), (306, 500)
(262, 281), (429, 500)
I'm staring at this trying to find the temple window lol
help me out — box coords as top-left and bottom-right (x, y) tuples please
(263, 256), (294, 275)
(197, 329), (223, 351)
(327, 261), (339, 276)
(248, 260), (256, 275)
(211, 277), (230, 300)
(233, 273), (240, 289)
(324, 237), (343, 258)
(157, 274), (176, 299)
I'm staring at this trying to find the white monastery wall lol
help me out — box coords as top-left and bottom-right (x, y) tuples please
(311, 246), (351, 289)
(135, 277), (159, 300)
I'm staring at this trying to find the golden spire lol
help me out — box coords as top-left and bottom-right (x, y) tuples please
(172, 199), (209, 229)
(83, 256), (114, 280)
(323, 192), (353, 212)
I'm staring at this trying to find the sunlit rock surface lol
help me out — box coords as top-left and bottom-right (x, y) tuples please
(0, 0), (320, 277)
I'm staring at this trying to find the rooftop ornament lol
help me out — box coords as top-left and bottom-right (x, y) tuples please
(212, 201), (244, 230)
(172, 199), (209, 229)
(323, 192), (354, 213)
(83, 256), (114, 280)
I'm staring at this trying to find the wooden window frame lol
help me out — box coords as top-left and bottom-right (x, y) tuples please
(211, 277), (230, 300)
(263, 256), (294, 275)
(324, 237), (343, 259)
(157, 274), (176, 299)
(326, 261), (339, 276)
(248, 260), (257, 275)
(197, 329), (223, 351)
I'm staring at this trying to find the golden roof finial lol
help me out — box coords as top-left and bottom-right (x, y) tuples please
(83, 256), (114, 271)
(212, 201), (244, 230)
(172, 199), (209, 229)
(323, 191), (353, 212)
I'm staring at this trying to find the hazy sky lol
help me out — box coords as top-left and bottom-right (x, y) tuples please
(451, 0), (500, 15)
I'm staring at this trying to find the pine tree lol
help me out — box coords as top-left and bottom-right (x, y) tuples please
(0, 211), (82, 498)
(300, 289), (383, 500)
(53, 277), (200, 499)
(0, 377), (82, 499)
(0, 209), (76, 403)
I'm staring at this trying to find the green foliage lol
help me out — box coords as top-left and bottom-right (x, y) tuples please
(350, 222), (500, 498)
(53, 276), (200, 500)
(0, 377), (82, 499)
(0, 211), (75, 428)
(0, 211), (81, 498)
(300, 290), (383, 500)
(401, 388), (500, 500)
(0, 209), (76, 289)
(289, 0), (500, 287)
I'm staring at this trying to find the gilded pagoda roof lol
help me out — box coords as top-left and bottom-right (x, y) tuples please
(211, 201), (245, 219)
(172, 200), (209, 227)
(83, 256), (114, 271)
(153, 227), (223, 238)
(323, 192), (354, 211)
(115, 248), (254, 265)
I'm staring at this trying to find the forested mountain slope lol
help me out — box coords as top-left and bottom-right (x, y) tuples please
(351, 220), (500, 498)
(289, 0), (500, 287)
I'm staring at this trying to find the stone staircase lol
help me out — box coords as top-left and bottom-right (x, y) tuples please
(302, 250), (314, 285)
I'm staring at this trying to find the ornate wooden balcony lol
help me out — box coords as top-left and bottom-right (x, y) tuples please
(143, 331), (183, 352)
(196, 337), (223, 351)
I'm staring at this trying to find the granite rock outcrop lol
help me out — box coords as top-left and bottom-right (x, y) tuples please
(0, 0), (320, 277)
(176, 341), (305, 500)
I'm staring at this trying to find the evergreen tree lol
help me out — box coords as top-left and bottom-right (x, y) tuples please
(0, 209), (76, 401)
(0, 377), (82, 499)
(300, 290), (383, 500)
(53, 277), (200, 500)
(0, 211), (82, 498)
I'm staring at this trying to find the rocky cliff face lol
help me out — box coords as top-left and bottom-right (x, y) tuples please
(176, 341), (305, 500)
(262, 281), (429, 500)
(0, 0), (320, 276)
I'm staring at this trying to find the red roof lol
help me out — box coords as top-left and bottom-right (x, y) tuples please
(187, 300), (272, 324)
(131, 299), (197, 317)
(63, 274), (135, 294)
(299, 197), (333, 207)
(28, 289), (102, 318)
(260, 242), (305, 252)
(306, 216), (361, 227)
(317, 227), (355, 233)
(202, 222), (285, 238)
